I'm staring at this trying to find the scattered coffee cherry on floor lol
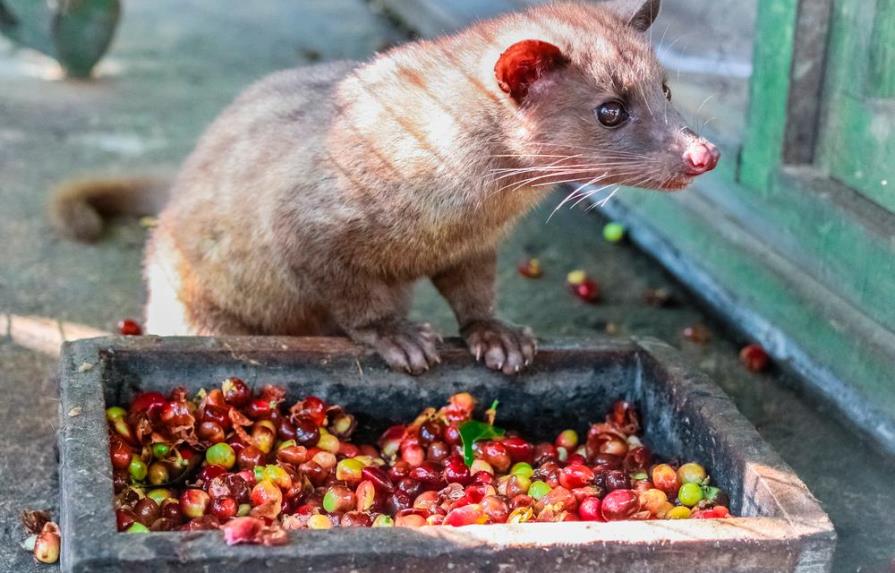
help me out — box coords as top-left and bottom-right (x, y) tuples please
(739, 343), (770, 372)
(567, 270), (600, 303)
(517, 258), (543, 278)
(117, 318), (143, 336)
(603, 222), (626, 243)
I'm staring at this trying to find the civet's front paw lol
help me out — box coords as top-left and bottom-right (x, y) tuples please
(368, 320), (442, 375)
(461, 319), (537, 375)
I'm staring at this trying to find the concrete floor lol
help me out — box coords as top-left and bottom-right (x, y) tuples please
(0, 1), (892, 572)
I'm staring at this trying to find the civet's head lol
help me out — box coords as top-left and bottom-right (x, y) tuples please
(493, 0), (719, 191)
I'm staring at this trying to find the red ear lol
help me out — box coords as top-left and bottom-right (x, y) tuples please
(494, 40), (569, 103)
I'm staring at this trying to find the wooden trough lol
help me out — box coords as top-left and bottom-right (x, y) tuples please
(57, 336), (835, 572)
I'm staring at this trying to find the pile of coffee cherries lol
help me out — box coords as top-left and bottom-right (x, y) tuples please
(109, 381), (731, 542)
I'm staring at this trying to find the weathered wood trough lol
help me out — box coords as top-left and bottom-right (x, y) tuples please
(57, 336), (835, 572)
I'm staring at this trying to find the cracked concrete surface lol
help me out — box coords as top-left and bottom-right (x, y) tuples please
(0, 1), (892, 572)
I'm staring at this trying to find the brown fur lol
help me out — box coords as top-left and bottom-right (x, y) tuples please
(49, 177), (169, 241)
(50, 0), (718, 374)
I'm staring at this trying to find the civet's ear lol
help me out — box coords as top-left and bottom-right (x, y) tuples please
(494, 40), (569, 103)
(602, 0), (661, 32)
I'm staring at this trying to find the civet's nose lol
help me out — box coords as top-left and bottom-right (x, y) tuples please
(682, 141), (720, 176)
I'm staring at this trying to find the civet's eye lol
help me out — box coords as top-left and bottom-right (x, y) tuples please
(594, 101), (629, 128)
(662, 83), (672, 101)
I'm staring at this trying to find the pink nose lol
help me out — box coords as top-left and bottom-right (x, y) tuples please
(682, 142), (720, 175)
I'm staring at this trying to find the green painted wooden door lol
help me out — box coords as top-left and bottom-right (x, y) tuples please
(819, 0), (895, 211)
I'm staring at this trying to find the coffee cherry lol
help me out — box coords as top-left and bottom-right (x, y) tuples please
(639, 488), (668, 515)
(147, 462), (170, 485)
(151, 442), (171, 459)
(603, 222), (626, 243)
(110, 438), (133, 470)
(277, 443), (309, 465)
(206, 443), (236, 469)
(316, 432), (340, 455)
(558, 464), (594, 489)
(481, 495), (510, 523)
(237, 445), (264, 470)
(251, 421), (277, 454)
(147, 488), (172, 506)
(292, 395), (326, 427)
(678, 483), (704, 507)
(258, 464), (292, 490)
(180, 489), (211, 519)
(566, 270), (600, 302)
(409, 461), (443, 487)
(555, 429), (579, 450)
(134, 498), (160, 526)
(117, 319), (143, 336)
(572, 280), (600, 302)
(160, 498), (184, 522)
(323, 485), (356, 514)
(740, 343), (770, 372)
(307, 514), (333, 529)
(361, 466), (394, 493)
(578, 496), (603, 521)
(597, 469), (630, 492)
(221, 377), (251, 406)
(469, 459), (494, 475)
(339, 511), (372, 528)
(116, 508), (137, 531)
(128, 455), (148, 482)
(356, 480), (377, 512)
(336, 458), (365, 483)
(541, 486), (577, 513)
(418, 420), (443, 446)
(510, 462), (534, 479)
(211, 497), (238, 520)
(196, 464), (227, 485)
(517, 258), (543, 279)
(106, 406), (126, 421)
(479, 441), (511, 473)
(443, 424), (461, 445)
(372, 514), (395, 527)
(677, 462), (707, 484)
(601, 490), (640, 521)
(444, 504), (488, 526)
(666, 506), (691, 519)
(651, 463), (680, 495)
(502, 437), (534, 463)
(160, 400), (192, 428)
(527, 480), (551, 500)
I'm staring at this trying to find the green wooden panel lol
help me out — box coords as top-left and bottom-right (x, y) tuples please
(819, 0), (895, 212)
(869, 0), (895, 97)
(689, 168), (895, 333)
(605, 188), (895, 426)
(739, 0), (799, 191)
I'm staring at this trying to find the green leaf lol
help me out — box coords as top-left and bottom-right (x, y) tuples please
(459, 420), (505, 467)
